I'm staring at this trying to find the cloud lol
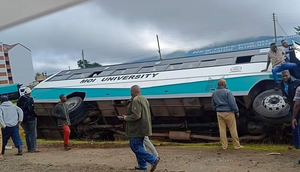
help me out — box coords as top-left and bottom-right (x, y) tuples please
(0, 0), (300, 74)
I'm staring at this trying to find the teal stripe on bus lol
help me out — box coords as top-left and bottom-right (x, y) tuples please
(31, 74), (274, 100)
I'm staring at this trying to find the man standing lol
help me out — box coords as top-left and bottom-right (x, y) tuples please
(0, 105), (6, 160)
(122, 85), (160, 172)
(17, 87), (40, 153)
(261, 43), (298, 90)
(0, 96), (23, 156)
(281, 40), (293, 62)
(292, 86), (300, 164)
(279, 70), (300, 149)
(212, 79), (243, 150)
(53, 94), (71, 151)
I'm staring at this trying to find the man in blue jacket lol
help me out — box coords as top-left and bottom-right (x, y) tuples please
(279, 70), (300, 149)
(212, 79), (243, 150)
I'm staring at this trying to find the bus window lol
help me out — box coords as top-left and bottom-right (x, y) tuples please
(215, 58), (234, 66)
(236, 55), (252, 64)
(167, 63), (182, 71)
(139, 67), (153, 73)
(199, 59), (216, 67)
(112, 69), (126, 75)
(123, 68), (139, 74)
(98, 70), (114, 77)
(49, 75), (72, 81)
(251, 55), (267, 62)
(181, 61), (199, 69)
(152, 65), (167, 72)
(68, 73), (91, 80)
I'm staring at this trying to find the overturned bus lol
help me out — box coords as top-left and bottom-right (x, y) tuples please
(31, 41), (300, 142)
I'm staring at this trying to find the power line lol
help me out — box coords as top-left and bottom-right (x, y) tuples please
(276, 20), (288, 36)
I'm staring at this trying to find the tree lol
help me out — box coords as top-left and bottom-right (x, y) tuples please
(295, 26), (300, 35)
(77, 59), (102, 69)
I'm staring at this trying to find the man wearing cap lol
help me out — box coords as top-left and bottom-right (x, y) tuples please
(0, 96), (24, 156)
(17, 87), (40, 153)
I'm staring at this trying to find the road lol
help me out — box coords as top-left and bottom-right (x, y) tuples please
(0, 146), (299, 172)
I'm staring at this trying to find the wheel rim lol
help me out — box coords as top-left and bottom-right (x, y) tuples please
(66, 98), (78, 111)
(263, 94), (287, 111)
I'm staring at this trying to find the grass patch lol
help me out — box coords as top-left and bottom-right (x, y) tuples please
(32, 139), (292, 151)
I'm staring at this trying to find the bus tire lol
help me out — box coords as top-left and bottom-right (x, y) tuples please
(253, 89), (290, 119)
(66, 96), (87, 125)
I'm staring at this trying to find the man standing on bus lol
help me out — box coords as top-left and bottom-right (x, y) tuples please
(280, 70), (300, 149)
(17, 87), (41, 153)
(121, 85), (160, 172)
(281, 40), (293, 62)
(53, 94), (71, 151)
(212, 79), (243, 150)
(261, 43), (298, 90)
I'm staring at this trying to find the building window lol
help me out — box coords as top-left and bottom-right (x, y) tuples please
(4, 53), (8, 57)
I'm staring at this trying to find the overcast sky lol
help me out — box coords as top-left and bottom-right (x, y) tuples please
(0, 0), (300, 74)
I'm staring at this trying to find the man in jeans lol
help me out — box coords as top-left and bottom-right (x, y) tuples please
(17, 87), (40, 153)
(122, 85), (160, 172)
(53, 94), (71, 151)
(261, 43), (298, 90)
(212, 79), (243, 150)
(292, 86), (300, 164)
(1, 96), (24, 156)
(279, 71), (300, 149)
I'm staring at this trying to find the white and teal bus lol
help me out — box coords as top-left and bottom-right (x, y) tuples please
(31, 39), (300, 142)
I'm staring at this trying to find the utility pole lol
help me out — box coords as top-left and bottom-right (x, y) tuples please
(82, 49), (86, 68)
(156, 35), (162, 60)
(272, 13), (277, 43)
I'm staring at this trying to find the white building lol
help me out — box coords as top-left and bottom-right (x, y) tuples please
(0, 43), (34, 86)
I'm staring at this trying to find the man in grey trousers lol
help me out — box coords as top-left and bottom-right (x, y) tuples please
(144, 136), (159, 158)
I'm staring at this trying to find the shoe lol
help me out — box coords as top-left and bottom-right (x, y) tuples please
(150, 157), (160, 172)
(64, 146), (71, 151)
(275, 83), (280, 91)
(134, 166), (147, 170)
(15, 147), (23, 156)
(234, 145), (244, 150)
(33, 148), (41, 153)
(288, 146), (296, 150)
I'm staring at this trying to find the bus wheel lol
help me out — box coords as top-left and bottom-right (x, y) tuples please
(66, 96), (87, 125)
(253, 89), (290, 119)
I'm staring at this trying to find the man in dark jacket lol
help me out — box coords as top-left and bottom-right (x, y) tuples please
(53, 94), (71, 151)
(121, 85), (160, 172)
(279, 70), (300, 149)
(17, 87), (40, 153)
(212, 79), (243, 150)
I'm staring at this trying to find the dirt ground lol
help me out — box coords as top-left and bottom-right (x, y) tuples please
(0, 146), (300, 172)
